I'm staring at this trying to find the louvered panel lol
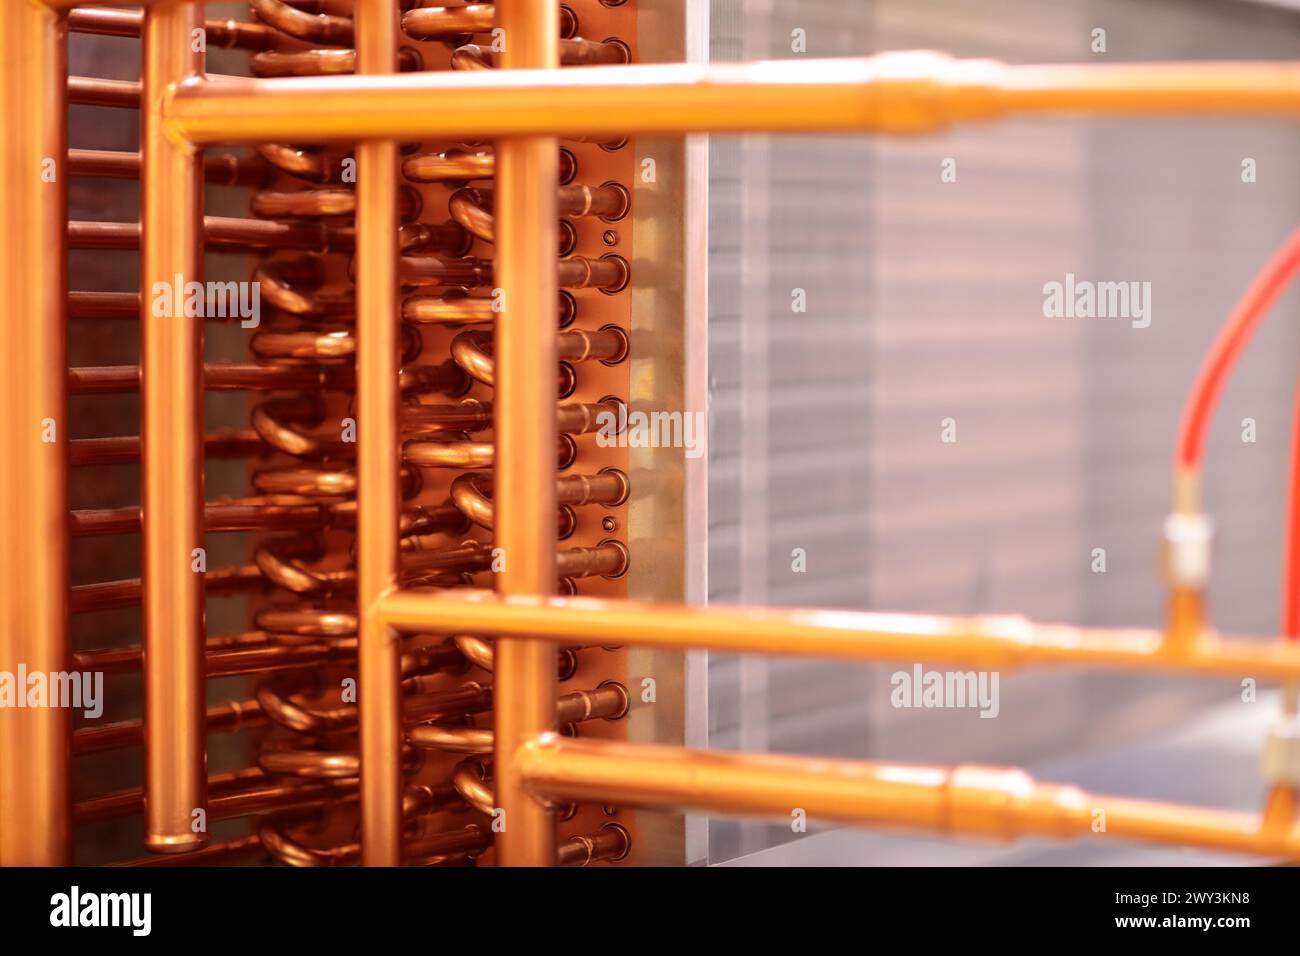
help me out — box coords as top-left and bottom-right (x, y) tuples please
(706, 0), (1300, 864)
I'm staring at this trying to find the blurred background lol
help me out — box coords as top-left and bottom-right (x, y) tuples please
(705, 0), (1300, 864)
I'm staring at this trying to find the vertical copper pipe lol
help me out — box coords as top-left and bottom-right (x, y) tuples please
(141, 1), (207, 853)
(0, 0), (71, 866)
(492, 0), (560, 867)
(355, 0), (404, 866)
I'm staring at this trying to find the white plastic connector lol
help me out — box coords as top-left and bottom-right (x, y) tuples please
(1261, 718), (1300, 788)
(1161, 512), (1214, 588)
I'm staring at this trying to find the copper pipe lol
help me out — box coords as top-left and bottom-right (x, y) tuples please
(450, 470), (627, 530)
(70, 290), (140, 319)
(256, 143), (337, 183)
(255, 537), (356, 596)
(69, 217), (339, 252)
(70, 430), (265, 467)
(353, 0), (405, 867)
(398, 254), (495, 288)
(556, 541), (629, 580)
(402, 399), (495, 434)
(403, 147), (494, 183)
(141, 0), (207, 854)
(71, 499), (329, 536)
(67, 7), (279, 51)
(73, 700), (267, 756)
(451, 758), (494, 816)
(0, 0), (71, 866)
(518, 736), (1300, 859)
(69, 75), (140, 108)
(451, 328), (626, 386)
(401, 4), (494, 39)
(249, 0), (353, 46)
(490, 0), (562, 867)
(557, 254), (628, 292)
(251, 46), (421, 78)
(261, 817), (486, 867)
(75, 635), (352, 679)
(409, 683), (627, 753)
(448, 184), (627, 244)
(67, 149), (268, 186)
(114, 834), (267, 868)
(251, 184), (421, 219)
(402, 288), (576, 325)
(451, 635), (579, 678)
(378, 589), (1300, 684)
(557, 823), (630, 866)
(71, 564), (265, 615)
(403, 145), (577, 184)
(450, 37), (627, 71)
(168, 55), (1300, 147)
(69, 363), (359, 395)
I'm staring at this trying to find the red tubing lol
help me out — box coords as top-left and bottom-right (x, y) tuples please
(1175, 227), (1300, 470)
(1286, 374), (1300, 639)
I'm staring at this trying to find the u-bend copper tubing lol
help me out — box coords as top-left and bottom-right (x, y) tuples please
(450, 328), (627, 387)
(450, 470), (629, 531)
(408, 682), (629, 754)
(248, 0), (353, 47)
(448, 183), (629, 243)
(403, 146), (578, 185)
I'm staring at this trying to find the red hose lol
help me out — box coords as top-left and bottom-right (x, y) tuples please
(1286, 375), (1300, 640)
(1176, 226), (1300, 470)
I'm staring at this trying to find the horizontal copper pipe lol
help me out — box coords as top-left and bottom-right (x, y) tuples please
(402, 399), (615, 437)
(165, 55), (1300, 145)
(396, 539), (627, 583)
(113, 834), (267, 868)
(401, 4), (494, 40)
(71, 499), (329, 536)
(403, 146), (576, 184)
(402, 437), (574, 471)
(75, 634), (353, 678)
(68, 363), (357, 394)
(73, 699), (265, 755)
(251, 184), (421, 220)
(69, 75), (139, 108)
(251, 46), (421, 78)
(408, 683), (627, 753)
(402, 288), (575, 325)
(69, 291), (138, 319)
(261, 817), (486, 868)
(67, 149), (267, 185)
(68, 216), (342, 252)
(75, 768), (356, 825)
(70, 430), (265, 466)
(558, 823), (630, 866)
(401, 253), (624, 291)
(377, 590), (1300, 683)
(67, 7), (279, 51)
(517, 736), (1300, 859)
(71, 564), (265, 614)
